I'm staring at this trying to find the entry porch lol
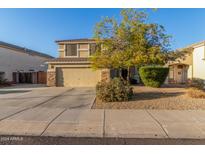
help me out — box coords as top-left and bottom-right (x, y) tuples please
(168, 64), (191, 84)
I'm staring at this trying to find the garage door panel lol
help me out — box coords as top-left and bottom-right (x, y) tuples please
(56, 68), (101, 87)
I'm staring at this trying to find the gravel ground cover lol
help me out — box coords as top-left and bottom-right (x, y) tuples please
(92, 85), (205, 110)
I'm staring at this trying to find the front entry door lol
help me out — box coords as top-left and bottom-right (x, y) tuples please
(176, 70), (183, 83)
(176, 65), (184, 83)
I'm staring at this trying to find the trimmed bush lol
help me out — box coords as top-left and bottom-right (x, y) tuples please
(96, 78), (133, 102)
(139, 66), (169, 88)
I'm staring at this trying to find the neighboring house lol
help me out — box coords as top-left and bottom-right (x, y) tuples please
(167, 41), (205, 84)
(0, 41), (53, 84)
(47, 38), (139, 87)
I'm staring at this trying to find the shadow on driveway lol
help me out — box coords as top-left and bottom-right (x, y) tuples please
(0, 90), (31, 95)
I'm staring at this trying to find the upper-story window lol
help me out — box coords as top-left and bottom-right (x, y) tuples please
(65, 44), (77, 57)
(64, 43), (97, 57)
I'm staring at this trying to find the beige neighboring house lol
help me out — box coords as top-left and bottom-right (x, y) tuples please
(0, 41), (53, 84)
(167, 41), (205, 84)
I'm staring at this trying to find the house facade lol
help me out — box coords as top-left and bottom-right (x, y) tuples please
(47, 38), (139, 87)
(47, 39), (111, 87)
(167, 41), (205, 83)
(0, 41), (53, 84)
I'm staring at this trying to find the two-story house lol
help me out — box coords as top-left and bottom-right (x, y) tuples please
(167, 41), (205, 83)
(47, 39), (111, 87)
(0, 41), (53, 84)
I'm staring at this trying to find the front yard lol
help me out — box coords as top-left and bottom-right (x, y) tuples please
(92, 85), (205, 110)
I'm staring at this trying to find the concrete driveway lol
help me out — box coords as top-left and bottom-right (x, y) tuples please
(0, 85), (96, 110)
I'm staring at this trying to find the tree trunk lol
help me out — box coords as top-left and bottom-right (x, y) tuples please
(119, 68), (122, 79)
(127, 67), (130, 83)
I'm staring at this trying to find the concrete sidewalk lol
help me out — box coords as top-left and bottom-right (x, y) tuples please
(0, 108), (205, 139)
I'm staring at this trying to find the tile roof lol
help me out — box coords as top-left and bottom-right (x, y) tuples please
(177, 40), (205, 51)
(47, 57), (90, 63)
(0, 41), (53, 59)
(55, 38), (96, 43)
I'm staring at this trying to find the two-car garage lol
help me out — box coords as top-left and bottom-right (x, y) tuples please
(56, 67), (102, 87)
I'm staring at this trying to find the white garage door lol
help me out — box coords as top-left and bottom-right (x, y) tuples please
(56, 67), (101, 87)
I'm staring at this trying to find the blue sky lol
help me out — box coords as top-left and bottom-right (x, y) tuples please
(0, 8), (205, 57)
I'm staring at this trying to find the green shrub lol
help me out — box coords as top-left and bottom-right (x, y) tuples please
(96, 78), (133, 102)
(139, 66), (169, 88)
(189, 78), (205, 90)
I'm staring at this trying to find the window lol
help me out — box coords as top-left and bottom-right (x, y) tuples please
(65, 44), (77, 57)
(65, 43), (97, 57)
(89, 43), (96, 55)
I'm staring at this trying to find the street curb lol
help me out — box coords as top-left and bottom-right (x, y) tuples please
(1, 135), (205, 145)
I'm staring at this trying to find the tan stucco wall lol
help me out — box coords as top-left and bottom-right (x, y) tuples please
(78, 44), (89, 49)
(181, 53), (193, 65)
(59, 51), (64, 58)
(168, 51), (193, 66)
(79, 50), (89, 57)
(58, 44), (65, 58)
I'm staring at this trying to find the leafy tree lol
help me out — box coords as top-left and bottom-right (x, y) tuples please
(90, 9), (188, 80)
